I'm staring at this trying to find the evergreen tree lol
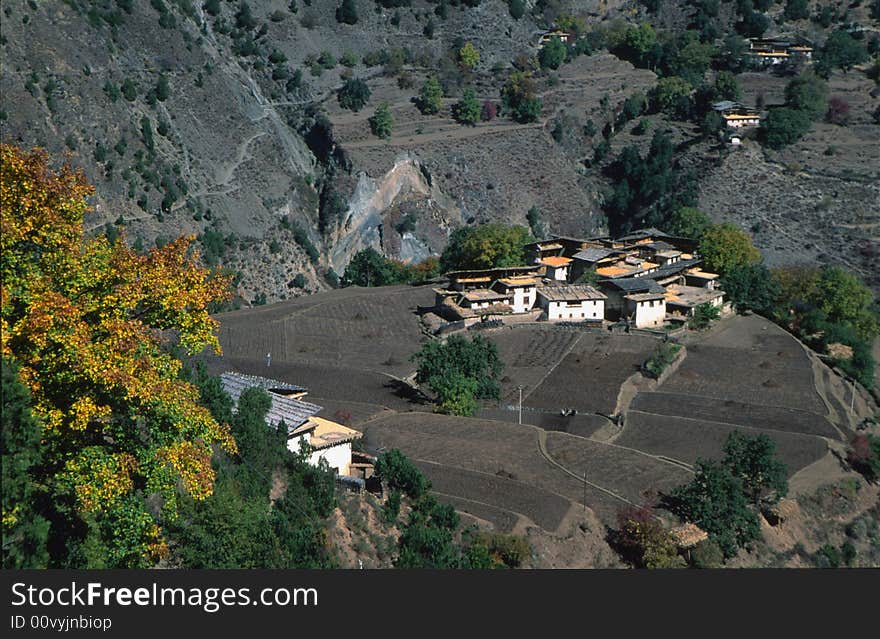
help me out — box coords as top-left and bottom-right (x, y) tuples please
(336, 0), (358, 24)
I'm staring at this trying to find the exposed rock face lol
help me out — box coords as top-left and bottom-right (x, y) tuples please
(329, 154), (463, 273)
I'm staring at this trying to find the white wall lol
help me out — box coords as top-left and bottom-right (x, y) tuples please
(546, 299), (604, 321)
(634, 299), (665, 328)
(511, 286), (536, 313)
(309, 443), (352, 476)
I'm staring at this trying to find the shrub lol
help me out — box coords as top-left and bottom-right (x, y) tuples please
(847, 434), (880, 481)
(369, 102), (394, 139)
(457, 42), (480, 70)
(644, 342), (681, 378)
(453, 88), (480, 125)
(335, 0), (358, 24)
(785, 73), (828, 120)
(418, 76), (443, 114)
(481, 100), (497, 121)
(501, 72), (542, 123)
(690, 539), (724, 568)
(375, 450), (429, 499)
(121, 78), (137, 101)
(337, 78), (371, 111)
(689, 302), (720, 329)
(826, 97), (850, 125)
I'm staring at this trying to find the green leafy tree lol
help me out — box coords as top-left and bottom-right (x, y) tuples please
(714, 71), (741, 101)
(699, 223), (761, 274)
(539, 36), (567, 70)
(690, 302), (721, 329)
(667, 207), (711, 240)
(501, 72), (542, 123)
(431, 372), (478, 416)
(369, 101), (394, 139)
(375, 449), (430, 499)
(418, 76), (443, 115)
(785, 73), (829, 120)
(761, 107), (811, 148)
(651, 76), (694, 118)
(412, 335), (504, 403)
(337, 77), (371, 112)
(454, 88), (481, 125)
(155, 74), (170, 101)
(458, 42), (480, 70)
(812, 266), (878, 339)
(336, 0), (358, 24)
(440, 223), (530, 271)
(342, 247), (406, 287)
(722, 432), (788, 507)
(819, 29), (869, 72)
(670, 459), (761, 557)
(783, 0), (810, 20)
(1, 359), (51, 568)
(720, 263), (781, 315)
(508, 0), (526, 19)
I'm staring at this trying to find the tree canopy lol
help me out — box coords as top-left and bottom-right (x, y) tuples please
(698, 223), (761, 274)
(337, 77), (371, 112)
(440, 223), (530, 271)
(0, 144), (234, 567)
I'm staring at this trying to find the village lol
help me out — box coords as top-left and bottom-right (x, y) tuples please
(426, 227), (728, 333)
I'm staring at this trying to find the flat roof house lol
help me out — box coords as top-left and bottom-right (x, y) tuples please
(539, 255), (573, 281)
(491, 275), (540, 313)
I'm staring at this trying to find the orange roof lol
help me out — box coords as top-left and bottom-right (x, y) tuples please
(596, 266), (632, 277)
(497, 277), (539, 287)
(540, 256), (573, 267)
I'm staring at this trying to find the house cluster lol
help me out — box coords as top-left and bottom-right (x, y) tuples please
(746, 36), (813, 66)
(712, 100), (762, 129)
(431, 228), (726, 330)
(220, 372), (375, 489)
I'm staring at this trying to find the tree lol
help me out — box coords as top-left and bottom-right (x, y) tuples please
(458, 42), (480, 71)
(670, 459), (761, 557)
(651, 76), (694, 119)
(369, 101), (394, 139)
(720, 263), (781, 315)
(1, 145), (234, 567)
(761, 107), (811, 149)
(847, 434), (880, 481)
(432, 372), (479, 416)
(616, 505), (685, 568)
(508, 0), (526, 19)
(155, 74), (170, 101)
(812, 266), (878, 339)
(418, 76), (443, 115)
(783, 0), (810, 20)
(501, 72), (542, 123)
(826, 97), (850, 125)
(121, 78), (137, 101)
(714, 70), (741, 101)
(440, 223), (531, 271)
(539, 36), (567, 70)
(785, 73), (828, 120)
(336, 0), (358, 24)
(454, 88), (481, 125)
(666, 207), (711, 240)
(342, 247), (394, 287)
(820, 29), (869, 72)
(337, 78), (371, 111)
(690, 302), (721, 329)
(412, 334), (504, 403)
(375, 449), (430, 499)
(722, 432), (788, 506)
(699, 223), (761, 274)
(2, 358), (50, 568)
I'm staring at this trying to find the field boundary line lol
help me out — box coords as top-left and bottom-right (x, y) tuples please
(520, 331), (586, 403)
(627, 409), (836, 444)
(429, 490), (538, 535)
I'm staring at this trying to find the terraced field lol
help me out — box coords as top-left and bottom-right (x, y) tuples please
(214, 285), (434, 377)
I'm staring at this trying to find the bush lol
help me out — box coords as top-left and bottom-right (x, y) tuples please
(418, 76), (443, 115)
(644, 342), (681, 378)
(335, 0), (357, 24)
(689, 302), (720, 330)
(337, 78), (371, 112)
(375, 450), (429, 499)
(369, 102), (394, 139)
(501, 72), (542, 123)
(785, 73), (828, 120)
(826, 97), (850, 125)
(453, 88), (480, 125)
(481, 100), (497, 121)
(539, 36), (567, 70)
(847, 434), (880, 481)
(761, 107), (811, 149)
(690, 539), (724, 568)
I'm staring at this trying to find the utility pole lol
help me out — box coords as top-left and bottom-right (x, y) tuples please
(518, 385), (523, 424)
(583, 470), (587, 513)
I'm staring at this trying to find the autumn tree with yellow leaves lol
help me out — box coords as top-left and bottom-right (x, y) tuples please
(1, 144), (235, 567)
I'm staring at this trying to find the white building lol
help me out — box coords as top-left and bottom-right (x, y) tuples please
(624, 293), (666, 328)
(539, 256), (573, 281)
(492, 276), (540, 313)
(220, 372), (362, 477)
(537, 285), (606, 321)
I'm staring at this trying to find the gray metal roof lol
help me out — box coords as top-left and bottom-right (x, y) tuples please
(641, 258), (702, 281)
(538, 284), (607, 302)
(600, 278), (666, 294)
(220, 372), (322, 431)
(616, 228), (672, 242)
(572, 247), (619, 262)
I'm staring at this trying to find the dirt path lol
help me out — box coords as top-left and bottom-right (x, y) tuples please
(431, 489), (538, 537)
